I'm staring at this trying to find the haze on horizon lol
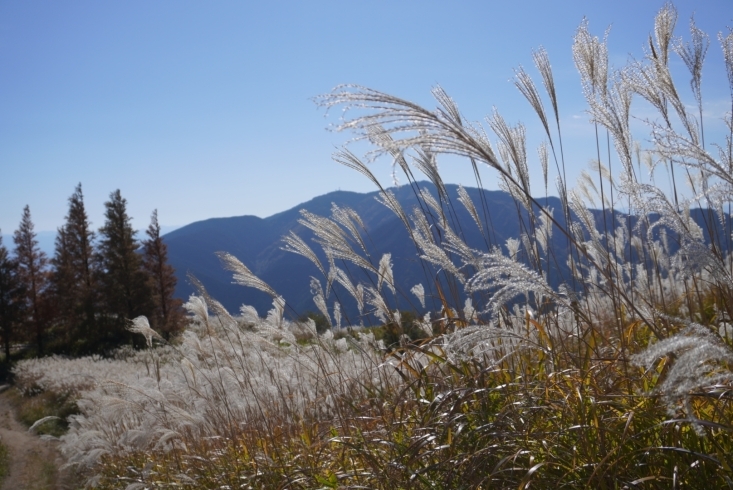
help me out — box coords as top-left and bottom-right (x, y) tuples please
(1, 0), (731, 238)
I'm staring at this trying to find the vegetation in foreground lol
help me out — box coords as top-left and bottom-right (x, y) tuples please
(11, 4), (733, 488)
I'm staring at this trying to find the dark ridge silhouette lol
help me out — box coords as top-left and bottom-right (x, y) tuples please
(165, 183), (730, 323)
(164, 183), (565, 321)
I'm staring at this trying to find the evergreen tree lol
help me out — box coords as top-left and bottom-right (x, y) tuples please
(51, 184), (98, 352)
(142, 210), (184, 340)
(0, 233), (25, 362)
(97, 190), (153, 346)
(50, 226), (75, 346)
(13, 206), (49, 356)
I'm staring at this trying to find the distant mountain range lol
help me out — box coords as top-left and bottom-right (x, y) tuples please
(163, 183), (570, 322)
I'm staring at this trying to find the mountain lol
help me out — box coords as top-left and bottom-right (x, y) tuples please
(164, 183), (569, 322)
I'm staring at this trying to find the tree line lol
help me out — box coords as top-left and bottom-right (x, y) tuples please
(0, 184), (184, 360)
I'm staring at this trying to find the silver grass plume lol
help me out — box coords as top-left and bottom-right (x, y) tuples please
(536, 206), (554, 255)
(282, 231), (326, 278)
(578, 169), (600, 207)
(186, 275), (240, 333)
(651, 122), (727, 185)
(631, 183), (732, 284)
(653, 2), (678, 65)
(520, 233), (538, 266)
(375, 190), (412, 233)
(127, 316), (163, 349)
(411, 283), (425, 309)
(355, 284), (365, 318)
(412, 214), (466, 284)
(318, 84), (569, 251)
(419, 188), (446, 227)
(332, 266), (365, 315)
(573, 18), (609, 97)
(326, 254), (338, 295)
(217, 252), (279, 298)
(442, 226), (480, 269)
(298, 209), (376, 274)
(720, 27), (733, 93)
(239, 304), (260, 326)
(410, 206), (433, 243)
(589, 158), (613, 194)
(366, 286), (393, 324)
(457, 184), (483, 233)
(333, 301), (342, 329)
(632, 319), (733, 419)
(505, 237), (521, 260)
(310, 277), (332, 328)
(538, 142), (549, 193)
(533, 47), (559, 126)
(415, 312), (432, 335)
(489, 110), (531, 212)
(467, 247), (555, 318)
(568, 190), (602, 250)
(333, 147), (383, 190)
(184, 295), (208, 324)
(623, 58), (669, 123)
(463, 298), (476, 323)
(592, 74), (635, 176)
(377, 253), (395, 296)
(366, 124), (412, 185)
(642, 5), (701, 142)
(317, 85), (502, 171)
(532, 47), (570, 189)
(611, 224), (629, 267)
(514, 64), (551, 141)
(432, 85), (463, 127)
(265, 295), (287, 333)
(330, 204), (369, 256)
(441, 322), (537, 362)
(673, 15), (709, 108)
(412, 146), (448, 203)
(575, 34), (636, 180)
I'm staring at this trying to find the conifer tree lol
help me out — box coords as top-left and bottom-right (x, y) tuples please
(0, 233), (25, 362)
(50, 226), (74, 346)
(142, 210), (184, 340)
(51, 184), (98, 351)
(13, 206), (49, 356)
(97, 190), (153, 345)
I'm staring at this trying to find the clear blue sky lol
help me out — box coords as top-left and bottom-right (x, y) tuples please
(1, 0), (731, 238)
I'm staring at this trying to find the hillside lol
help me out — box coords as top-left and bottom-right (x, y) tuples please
(165, 183), (568, 321)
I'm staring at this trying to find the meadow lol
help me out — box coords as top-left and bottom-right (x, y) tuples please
(12, 4), (733, 488)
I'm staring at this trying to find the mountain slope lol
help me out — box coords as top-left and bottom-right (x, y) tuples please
(165, 183), (566, 320)
(166, 183), (732, 324)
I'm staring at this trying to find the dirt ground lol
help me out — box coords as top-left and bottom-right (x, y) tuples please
(0, 386), (78, 490)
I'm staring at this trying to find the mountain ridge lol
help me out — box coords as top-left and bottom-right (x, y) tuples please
(164, 182), (567, 321)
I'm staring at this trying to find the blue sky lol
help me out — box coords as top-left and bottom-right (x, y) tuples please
(1, 0), (731, 240)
